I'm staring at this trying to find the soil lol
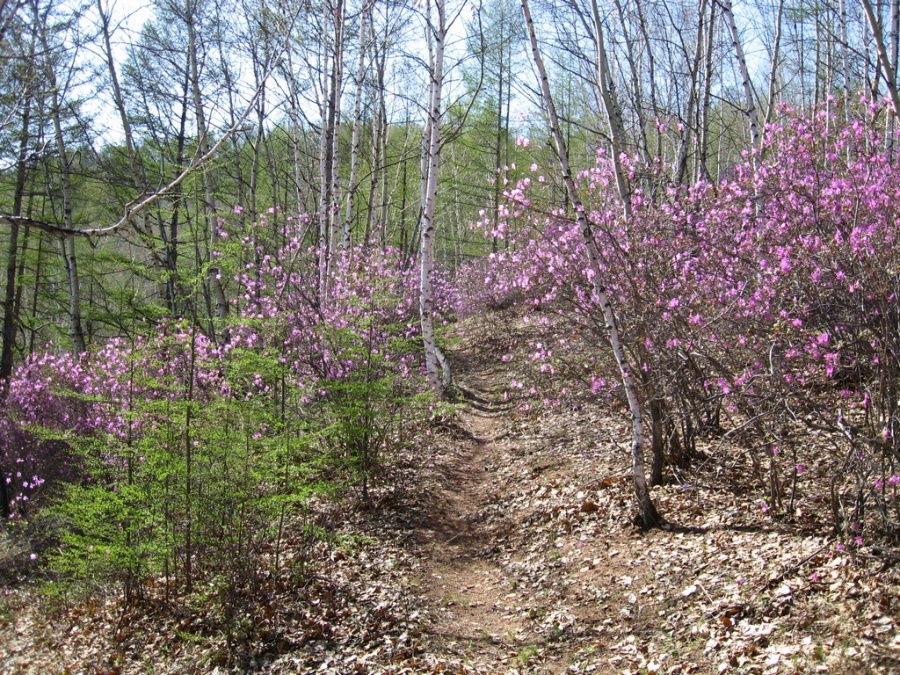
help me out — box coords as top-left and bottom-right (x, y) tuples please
(1, 309), (899, 674)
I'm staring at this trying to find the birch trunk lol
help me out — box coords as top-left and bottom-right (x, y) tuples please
(329, 0), (345, 255)
(721, 0), (760, 150)
(420, 0), (448, 393)
(697, 0), (716, 182)
(62, 237), (85, 355)
(344, 5), (369, 249)
(522, 0), (661, 528)
(764, 0), (784, 126)
(284, 44), (307, 218)
(365, 36), (388, 245)
(840, 0), (852, 122)
(318, 0), (345, 302)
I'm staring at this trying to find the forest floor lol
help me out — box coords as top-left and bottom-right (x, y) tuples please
(1, 308), (899, 673)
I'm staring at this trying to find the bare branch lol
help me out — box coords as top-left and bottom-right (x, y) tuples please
(0, 20), (294, 240)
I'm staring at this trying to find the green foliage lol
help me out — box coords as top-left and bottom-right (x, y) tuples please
(41, 292), (429, 618)
(43, 344), (309, 609)
(316, 326), (399, 502)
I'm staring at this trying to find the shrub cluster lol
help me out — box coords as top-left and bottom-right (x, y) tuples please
(0, 214), (453, 618)
(458, 103), (900, 540)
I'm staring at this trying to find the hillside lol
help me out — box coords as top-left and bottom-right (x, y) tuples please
(1, 308), (897, 674)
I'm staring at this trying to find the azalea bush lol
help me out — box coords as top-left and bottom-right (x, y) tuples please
(0, 351), (103, 518)
(459, 102), (900, 539)
(30, 325), (288, 608)
(0, 212), (449, 619)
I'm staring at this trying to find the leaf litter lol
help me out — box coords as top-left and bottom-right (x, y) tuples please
(1, 308), (898, 673)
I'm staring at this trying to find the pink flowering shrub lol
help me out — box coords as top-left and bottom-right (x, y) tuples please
(0, 352), (99, 516)
(1, 210), (449, 611)
(229, 214), (455, 385)
(459, 102), (900, 536)
(0, 325), (234, 518)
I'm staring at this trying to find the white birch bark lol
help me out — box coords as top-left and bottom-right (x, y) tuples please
(589, 0), (631, 217)
(329, 0), (345, 255)
(697, 0), (716, 182)
(764, 0), (784, 126)
(343, 5), (369, 249)
(521, 0), (661, 528)
(318, 0), (345, 304)
(840, 0), (852, 118)
(721, 0), (760, 150)
(420, 0), (447, 393)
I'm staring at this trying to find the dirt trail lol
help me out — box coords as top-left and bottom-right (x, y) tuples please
(411, 367), (532, 669)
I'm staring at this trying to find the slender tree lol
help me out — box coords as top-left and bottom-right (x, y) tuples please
(860, 0), (900, 118)
(721, 0), (760, 150)
(420, 0), (447, 393)
(522, 0), (661, 528)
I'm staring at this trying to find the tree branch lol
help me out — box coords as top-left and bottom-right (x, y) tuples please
(0, 22), (295, 239)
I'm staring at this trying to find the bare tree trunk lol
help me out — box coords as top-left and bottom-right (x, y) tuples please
(165, 72), (191, 318)
(721, 0), (760, 150)
(62, 237), (86, 354)
(366, 31), (389, 245)
(318, 0), (345, 303)
(522, 0), (661, 528)
(892, 0), (900, 77)
(186, 0), (228, 337)
(420, 0), (449, 393)
(635, 0), (661, 160)
(0, 30), (34, 517)
(612, 0), (650, 165)
(329, 0), (345, 254)
(98, 0), (180, 308)
(697, 0), (716, 182)
(283, 43), (307, 218)
(40, 21), (85, 354)
(589, 0), (631, 217)
(675, 0), (707, 184)
(814, 10), (823, 109)
(1, 79), (32, 381)
(838, 0), (853, 130)
(765, 0), (785, 126)
(344, 4), (370, 249)
(0, 0), (23, 44)
(861, 0), (900, 118)
(491, 13), (507, 253)
(97, 0), (143, 197)
(890, 0), (899, 149)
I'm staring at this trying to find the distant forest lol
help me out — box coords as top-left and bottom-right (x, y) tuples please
(0, 0), (895, 355)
